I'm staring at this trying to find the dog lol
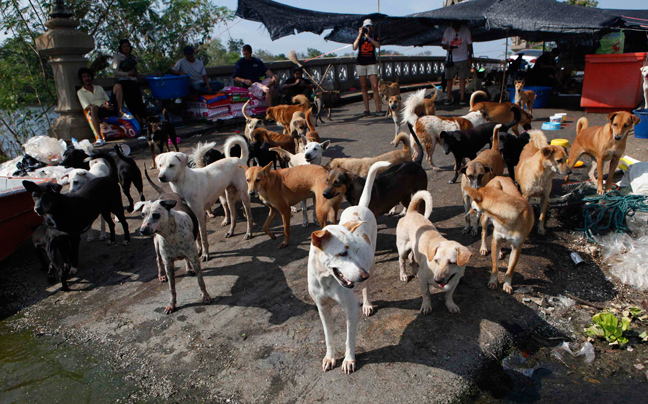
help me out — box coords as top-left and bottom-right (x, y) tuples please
(379, 74), (400, 112)
(265, 94), (310, 134)
(242, 99), (266, 141)
(32, 224), (80, 291)
(464, 176), (534, 293)
(396, 190), (472, 313)
(499, 130), (530, 179)
(156, 135), (253, 261)
(401, 87), (439, 130)
(147, 112), (179, 169)
(516, 130), (571, 235)
(303, 108), (321, 144)
(441, 107), (520, 184)
(60, 147), (90, 170)
(289, 110), (309, 140)
(386, 95), (402, 137)
(514, 79), (536, 116)
(109, 145), (145, 212)
(251, 127), (296, 155)
(241, 163), (343, 248)
(328, 133), (412, 177)
(460, 125), (506, 236)
(465, 68), (484, 94)
(308, 161), (389, 373)
(470, 90), (532, 135)
(641, 66), (648, 110)
(324, 131), (425, 217)
(137, 199), (210, 314)
(565, 112), (641, 195)
(314, 90), (341, 124)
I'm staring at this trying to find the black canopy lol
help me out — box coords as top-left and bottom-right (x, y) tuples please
(235, 0), (648, 46)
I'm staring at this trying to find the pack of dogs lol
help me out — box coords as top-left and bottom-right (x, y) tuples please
(24, 80), (643, 375)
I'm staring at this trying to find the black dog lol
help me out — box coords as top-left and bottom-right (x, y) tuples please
(499, 131), (531, 179)
(61, 147), (90, 170)
(322, 132), (426, 217)
(248, 139), (280, 169)
(440, 106), (521, 184)
(106, 145), (145, 212)
(32, 224), (80, 291)
(147, 112), (179, 169)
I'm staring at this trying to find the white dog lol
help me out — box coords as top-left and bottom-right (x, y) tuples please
(308, 161), (390, 374)
(396, 190), (472, 314)
(242, 99), (266, 141)
(642, 66), (648, 110)
(156, 135), (252, 261)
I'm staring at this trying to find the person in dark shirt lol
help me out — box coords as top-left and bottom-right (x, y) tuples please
(282, 67), (316, 103)
(530, 48), (564, 89)
(353, 19), (382, 117)
(233, 44), (278, 106)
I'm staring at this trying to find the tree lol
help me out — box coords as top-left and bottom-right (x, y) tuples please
(228, 38), (245, 54)
(306, 48), (322, 59)
(565, 0), (598, 7)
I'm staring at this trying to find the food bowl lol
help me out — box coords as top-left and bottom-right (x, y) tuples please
(541, 122), (561, 130)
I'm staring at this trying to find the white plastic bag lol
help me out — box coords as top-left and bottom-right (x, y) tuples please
(22, 135), (67, 165)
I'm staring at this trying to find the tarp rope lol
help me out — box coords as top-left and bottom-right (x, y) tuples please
(576, 191), (648, 242)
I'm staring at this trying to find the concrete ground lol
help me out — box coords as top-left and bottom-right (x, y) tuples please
(2, 92), (648, 403)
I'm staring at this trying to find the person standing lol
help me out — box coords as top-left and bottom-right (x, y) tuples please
(232, 44), (279, 106)
(112, 39), (146, 126)
(169, 46), (224, 94)
(441, 21), (473, 106)
(353, 19), (382, 117)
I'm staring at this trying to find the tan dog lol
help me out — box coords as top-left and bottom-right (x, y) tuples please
(330, 133), (412, 177)
(265, 94), (310, 134)
(396, 190), (472, 313)
(464, 178), (534, 293)
(470, 91), (532, 135)
(515, 130), (570, 235)
(251, 127), (296, 154)
(565, 111), (641, 195)
(242, 100), (265, 141)
(379, 74), (400, 111)
(387, 95), (402, 137)
(303, 108), (321, 143)
(289, 110), (309, 140)
(241, 164), (343, 248)
(514, 79), (536, 116)
(460, 124), (505, 236)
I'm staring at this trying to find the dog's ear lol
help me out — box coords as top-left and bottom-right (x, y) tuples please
(311, 229), (331, 250)
(541, 147), (554, 159)
(632, 114), (641, 126)
(456, 246), (472, 267)
(452, 132), (462, 141)
(342, 220), (365, 233)
(78, 171), (88, 177)
(483, 165), (492, 173)
(47, 183), (63, 194)
(300, 135), (308, 147)
(439, 131), (448, 140)
(133, 201), (147, 212)
(176, 153), (189, 167)
(321, 140), (331, 150)
(426, 245), (439, 263)
(463, 186), (482, 204)
(22, 180), (40, 194)
(459, 165), (467, 174)
(262, 162), (273, 173)
(238, 164), (248, 171)
(160, 200), (177, 211)
(606, 112), (618, 122)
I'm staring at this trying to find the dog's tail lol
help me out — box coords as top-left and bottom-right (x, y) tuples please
(359, 161), (391, 209)
(502, 106), (521, 133)
(577, 117), (589, 136)
(470, 90), (488, 110)
(393, 132), (411, 153)
(528, 129), (549, 149)
(305, 108), (316, 132)
(225, 135), (249, 163)
(427, 84), (439, 102)
(113, 144), (135, 164)
(190, 141), (216, 168)
(242, 99), (253, 121)
(411, 128), (424, 166)
(401, 89), (426, 127)
(407, 190), (433, 219)
(491, 124), (502, 151)
(292, 94), (310, 107)
(394, 72), (399, 84)
(143, 163), (165, 195)
(89, 150), (118, 182)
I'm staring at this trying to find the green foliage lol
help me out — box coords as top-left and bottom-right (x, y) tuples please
(585, 312), (630, 347)
(565, 0), (599, 7)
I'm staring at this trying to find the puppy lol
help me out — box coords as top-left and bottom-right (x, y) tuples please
(514, 79), (536, 116)
(464, 178), (534, 293)
(242, 163), (343, 248)
(396, 190), (472, 313)
(641, 66), (648, 110)
(460, 125), (505, 236)
(147, 113), (179, 169)
(515, 130), (570, 235)
(565, 112), (641, 195)
(32, 224), (80, 291)
(138, 199), (210, 314)
(387, 95), (402, 137)
(441, 107), (520, 183)
(499, 130), (530, 179)
(251, 127), (296, 154)
(314, 90), (341, 124)
(289, 110), (309, 139)
(328, 133), (412, 177)
(470, 90), (532, 135)
(265, 94), (310, 134)
(156, 136), (253, 261)
(242, 99), (266, 141)
(308, 161), (389, 373)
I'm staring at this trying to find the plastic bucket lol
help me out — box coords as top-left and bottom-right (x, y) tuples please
(508, 86), (552, 109)
(550, 115), (562, 123)
(633, 109), (648, 139)
(146, 75), (190, 99)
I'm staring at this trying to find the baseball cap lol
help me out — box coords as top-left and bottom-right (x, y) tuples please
(362, 19), (373, 28)
(183, 45), (195, 55)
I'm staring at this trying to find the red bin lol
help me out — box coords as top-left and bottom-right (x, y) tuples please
(581, 52), (647, 113)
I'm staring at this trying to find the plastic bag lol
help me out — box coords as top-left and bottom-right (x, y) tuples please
(596, 32), (625, 54)
(22, 135), (67, 165)
(596, 233), (648, 291)
(552, 341), (595, 364)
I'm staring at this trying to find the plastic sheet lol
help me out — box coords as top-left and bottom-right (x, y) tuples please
(552, 341), (595, 363)
(595, 233), (648, 291)
(22, 135), (67, 165)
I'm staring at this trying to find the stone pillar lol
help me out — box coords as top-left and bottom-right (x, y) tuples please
(35, 5), (95, 141)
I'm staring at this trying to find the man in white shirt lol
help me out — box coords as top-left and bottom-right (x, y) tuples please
(169, 46), (224, 94)
(77, 67), (116, 146)
(441, 21), (473, 106)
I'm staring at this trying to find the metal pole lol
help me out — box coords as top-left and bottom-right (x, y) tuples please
(499, 31), (509, 103)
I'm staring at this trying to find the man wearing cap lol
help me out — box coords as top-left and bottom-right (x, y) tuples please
(353, 19), (382, 117)
(441, 21), (473, 105)
(233, 44), (278, 106)
(169, 46), (224, 94)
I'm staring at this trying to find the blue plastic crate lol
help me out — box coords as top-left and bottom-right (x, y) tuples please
(507, 86), (552, 109)
(146, 74), (190, 99)
(633, 109), (648, 139)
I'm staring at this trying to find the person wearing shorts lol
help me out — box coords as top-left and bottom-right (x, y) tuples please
(112, 39), (146, 126)
(353, 19), (382, 117)
(441, 21), (473, 106)
(77, 67), (117, 146)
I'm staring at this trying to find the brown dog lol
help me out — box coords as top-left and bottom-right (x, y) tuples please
(241, 164), (342, 248)
(329, 133), (412, 177)
(265, 94), (310, 134)
(401, 87), (438, 128)
(314, 90), (341, 124)
(464, 177), (534, 294)
(386, 95), (402, 137)
(251, 127), (296, 154)
(460, 124), (505, 236)
(515, 130), (570, 235)
(379, 75), (400, 112)
(470, 91), (532, 135)
(289, 110), (309, 140)
(514, 79), (536, 116)
(304, 108), (321, 142)
(565, 111), (641, 195)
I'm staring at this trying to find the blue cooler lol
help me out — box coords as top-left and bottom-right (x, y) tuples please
(146, 74), (190, 99)
(633, 109), (648, 139)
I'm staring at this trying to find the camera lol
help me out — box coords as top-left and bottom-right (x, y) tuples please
(362, 27), (368, 34)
